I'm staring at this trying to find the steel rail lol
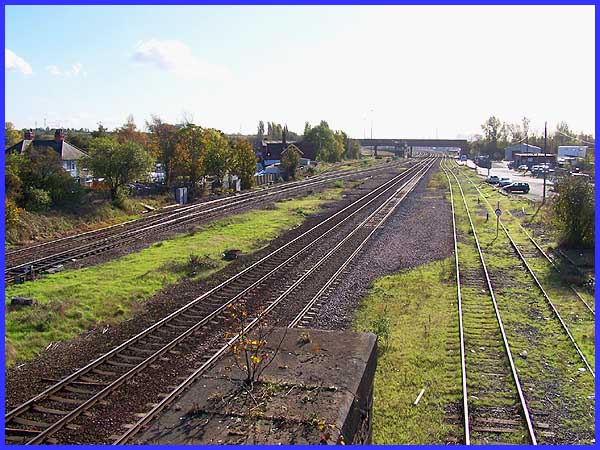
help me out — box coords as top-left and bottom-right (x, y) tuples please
(287, 158), (435, 329)
(6, 160), (400, 258)
(112, 157), (437, 445)
(6, 158), (433, 444)
(439, 159), (470, 445)
(6, 161), (408, 281)
(447, 164), (538, 445)
(456, 165), (595, 377)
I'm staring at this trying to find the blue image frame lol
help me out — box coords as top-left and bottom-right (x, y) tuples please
(1, 1), (597, 449)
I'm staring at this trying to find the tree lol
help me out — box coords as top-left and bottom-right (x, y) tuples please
(231, 139), (257, 189)
(115, 115), (148, 147)
(146, 115), (178, 186)
(5, 153), (26, 201)
(344, 137), (361, 159)
(257, 121), (265, 140)
(17, 146), (82, 210)
(303, 122), (311, 136)
(552, 175), (594, 248)
(84, 137), (153, 200)
(91, 123), (108, 139)
(280, 145), (301, 180)
(172, 124), (206, 190)
(203, 129), (232, 184)
(65, 131), (91, 151)
(5, 122), (21, 148)
(304, 122), (339, 162)
(480, 116), (507, 159)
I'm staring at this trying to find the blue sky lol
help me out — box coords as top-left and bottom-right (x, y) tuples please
(5, 5), (595, 139)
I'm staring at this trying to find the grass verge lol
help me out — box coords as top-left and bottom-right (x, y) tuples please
(5, 188), (343, 366)
(353, 258), (462, 444)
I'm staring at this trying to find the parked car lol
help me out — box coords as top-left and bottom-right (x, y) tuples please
(517, 164), (529, 171)
(503, 182), (530, 193)
(498, 178), (512, 187)
(485, 175), (500, 184)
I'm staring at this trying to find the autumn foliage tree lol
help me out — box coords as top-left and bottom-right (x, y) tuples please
(84, 137), (153, 201)
(202, 129), (232, 184)
(146, 115), (178, 186)
(172, 124), (206, 191)
(230, 138), (257, 189)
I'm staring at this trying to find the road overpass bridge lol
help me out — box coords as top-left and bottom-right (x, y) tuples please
(358, 138), (468, 157)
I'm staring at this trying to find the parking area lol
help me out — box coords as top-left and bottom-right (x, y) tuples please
(460, 159), (553, 202)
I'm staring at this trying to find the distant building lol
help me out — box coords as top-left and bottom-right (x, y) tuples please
(504, 143), (541, 161)
(558, 145), (587, 159)
(257, 128), (318, 164)
(513, 153), (556, 168)
(5, 129), (87, 177)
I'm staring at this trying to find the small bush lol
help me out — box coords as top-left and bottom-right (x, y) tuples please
(24, 188), (52, 211)
(5, 198), (22, 229)
(552, 175), (594, 248)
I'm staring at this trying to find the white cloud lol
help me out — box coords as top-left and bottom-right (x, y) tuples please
(131, 38), (230, 81)
(46, 63), (87, 77)
(5, 48), (32, 75)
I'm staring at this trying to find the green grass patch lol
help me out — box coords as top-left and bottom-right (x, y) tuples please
(353, 258), (462, 444)
(5, 188), (344, 366)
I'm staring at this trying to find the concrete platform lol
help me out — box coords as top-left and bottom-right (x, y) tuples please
(134, 327), (377, 445)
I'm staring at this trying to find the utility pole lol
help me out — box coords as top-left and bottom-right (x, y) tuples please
(543, 121), (548, 204)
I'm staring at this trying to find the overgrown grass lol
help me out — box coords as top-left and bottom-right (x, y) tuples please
(451, 165), (595, 443)
(353, 258), (462, 444)
(5, 195), (170, 246)
(5, 188), (344, 366)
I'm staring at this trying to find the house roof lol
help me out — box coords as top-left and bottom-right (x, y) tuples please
(5, 139), (87, 160)
(281, 143), (304, 156)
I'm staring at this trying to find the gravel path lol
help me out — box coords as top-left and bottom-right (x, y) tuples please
(310, 161), (454, 330)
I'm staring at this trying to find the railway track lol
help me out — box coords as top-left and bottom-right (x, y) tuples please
(116, 156), (437, 444)
(444, 160), (595, 444)
(442, 161), (537, 445)
(5, 156), (436, 445)
(454, 163), (594, 375)
(5, 160), (409, 284)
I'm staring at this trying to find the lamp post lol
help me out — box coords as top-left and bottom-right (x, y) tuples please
(543, 121), (548, 204)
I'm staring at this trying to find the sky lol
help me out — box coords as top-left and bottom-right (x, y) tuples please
(5, 5), (595, 139)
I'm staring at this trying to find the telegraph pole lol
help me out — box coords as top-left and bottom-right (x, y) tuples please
(543, 121), (548, 204)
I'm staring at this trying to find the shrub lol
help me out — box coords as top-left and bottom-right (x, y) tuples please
(552, 175), (594, 248)
(5, 198), (22, 229)
(24, 188), (52, 211)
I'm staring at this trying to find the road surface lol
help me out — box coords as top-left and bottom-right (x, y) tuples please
(459, 159), (553, 202)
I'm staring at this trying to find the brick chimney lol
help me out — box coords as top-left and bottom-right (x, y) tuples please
(54, 129), (65, 142)
(24, 129), (34, 140)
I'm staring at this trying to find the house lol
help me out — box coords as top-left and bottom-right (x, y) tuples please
(257, 128), (318, 165)
(6, 129), (87, 177)
(503, 143), (541, 161)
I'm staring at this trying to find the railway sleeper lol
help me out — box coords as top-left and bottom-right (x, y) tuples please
(32, 405), (70, 415)
(48, 395), (87, 406)
(115, 353), (147, 362)
(104, 359), (137, 368)
(62, 385), (97, 395)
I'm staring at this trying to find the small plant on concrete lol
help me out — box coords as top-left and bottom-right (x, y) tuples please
(224, 303), (286, 388)
(311, 416), (346, 445)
